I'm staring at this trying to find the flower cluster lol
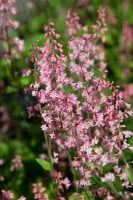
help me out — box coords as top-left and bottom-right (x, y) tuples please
(0, 0), (24, 59)
(0, 189), (14, 200)
(32, 183), (49, 200)
(10, 154), (23, 172)
(26, 7), (133, 199)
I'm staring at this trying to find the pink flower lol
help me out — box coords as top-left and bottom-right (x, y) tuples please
(1, 189), (14, 199)
(23, 68), (31, 77)
(62, 178), (71, 189)
(17, 196), (26, 200)
(101, 173), (115, 182)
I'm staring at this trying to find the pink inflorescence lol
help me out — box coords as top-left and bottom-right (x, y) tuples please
(0, 0), (24, 59)
(25, 7), (133, 199)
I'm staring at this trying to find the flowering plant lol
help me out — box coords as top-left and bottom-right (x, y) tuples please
(25, 7), (133, 199)
(0, 0), (24, 60)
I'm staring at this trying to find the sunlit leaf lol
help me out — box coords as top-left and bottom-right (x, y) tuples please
(36, 158), (51, 171)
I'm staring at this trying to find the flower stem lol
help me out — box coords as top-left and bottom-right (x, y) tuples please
(67, 149), (78, 192)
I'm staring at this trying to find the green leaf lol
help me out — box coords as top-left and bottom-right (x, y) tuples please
(0, 142), (9, 156)
(36, 158), (51, 171)
(5, 86), (17, 93)
(69, 193), (85, 200)
(19, 77), (31, 87)
(63, 84), (74, 94)
(69, 192), (94, 200)
(126, 166), (133, 184)
(69, 193), (78, 200)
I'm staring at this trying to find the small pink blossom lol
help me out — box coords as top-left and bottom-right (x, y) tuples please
(41, 124), (48, 132)
(62, 177), (71, 189)
(23, 68), (31, 77)
(17, 196), (26, 200)
(101, 173), (115, 182)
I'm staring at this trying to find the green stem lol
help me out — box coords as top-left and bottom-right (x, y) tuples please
(44, 133), (54, 176)
(107, 182), (120, 198)
(84, 188), (94, 200)
(67, 149), (78, 192)
(43, 133), (56, 198)
(5, 27), (11, 58)
(4, 26), (15, 80)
